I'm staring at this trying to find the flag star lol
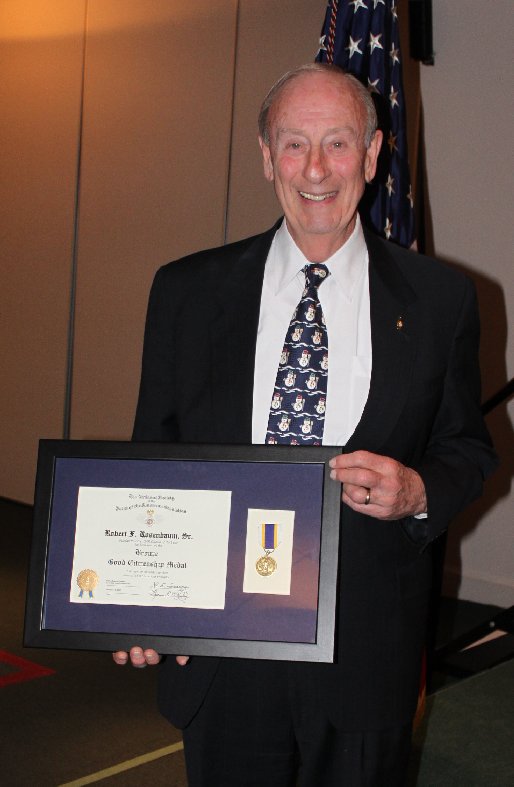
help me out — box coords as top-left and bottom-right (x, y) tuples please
(368, 33), (383, 53)
(390, 43), (400, 65)
(387, 131), (398, 153)
(386, 174), (395, 196)
(384, 218), (393, 239)
(346, 36), (363, 59)
(350, 0), (368, 12)
(373, 0), (385, 7)
(391, 2), (398, 21)
(407, 185), (414, 208)
(389, 85), (399, 108)
(317, 34), (327, 55)
(368, 77), (381, 94)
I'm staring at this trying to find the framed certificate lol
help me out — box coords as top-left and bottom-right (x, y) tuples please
(24, 440), (341, 662)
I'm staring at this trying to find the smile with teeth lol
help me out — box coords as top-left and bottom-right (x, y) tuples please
(299, 191), (337, 201)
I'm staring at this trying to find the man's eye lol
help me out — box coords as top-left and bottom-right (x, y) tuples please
(332, 141), (346, 149)
(288, 142), (302, 150)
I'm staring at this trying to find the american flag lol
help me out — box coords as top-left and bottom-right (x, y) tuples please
(316, 0), (415, 248)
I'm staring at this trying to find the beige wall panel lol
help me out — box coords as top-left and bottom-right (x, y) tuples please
(420, 0), (513, 606)
(0, 1), (86, 502)
(70, 0), (237, 440)
(226, 0), (327, 243)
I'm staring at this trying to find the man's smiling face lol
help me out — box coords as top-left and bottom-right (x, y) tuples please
(259, 71), (382, 261)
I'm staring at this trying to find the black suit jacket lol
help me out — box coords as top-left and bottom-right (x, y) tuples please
(133, 222), (496, 730)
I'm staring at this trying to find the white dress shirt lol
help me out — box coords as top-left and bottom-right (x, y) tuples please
(252, 216), (371, 446)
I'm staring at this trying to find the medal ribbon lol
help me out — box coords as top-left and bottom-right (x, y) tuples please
(261, 523), (278, 551)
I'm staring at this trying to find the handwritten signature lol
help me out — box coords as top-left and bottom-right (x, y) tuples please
(149, 582), (189, 601)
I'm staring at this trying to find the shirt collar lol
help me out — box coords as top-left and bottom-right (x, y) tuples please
(269, 214), (368, 299)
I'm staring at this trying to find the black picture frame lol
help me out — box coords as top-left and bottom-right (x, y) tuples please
(24, 440), (341, 662)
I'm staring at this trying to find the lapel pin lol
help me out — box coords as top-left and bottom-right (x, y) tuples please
(396, 316), (404, 331)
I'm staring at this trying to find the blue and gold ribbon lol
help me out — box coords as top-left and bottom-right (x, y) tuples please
(261, 523), (278, 551)
(256, 523), (279, 576)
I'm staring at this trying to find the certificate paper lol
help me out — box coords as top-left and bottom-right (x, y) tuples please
(70, 486), (232, 609)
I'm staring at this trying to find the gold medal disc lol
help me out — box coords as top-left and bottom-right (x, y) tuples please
(255, 555), (277, 577)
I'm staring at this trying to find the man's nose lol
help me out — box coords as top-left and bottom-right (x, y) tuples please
(303, 147), (329, 182)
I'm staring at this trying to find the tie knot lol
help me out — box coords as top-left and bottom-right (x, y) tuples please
(303, 263), (330, 290)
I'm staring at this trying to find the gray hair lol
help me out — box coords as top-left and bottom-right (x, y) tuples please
(258, 62), (378, 149)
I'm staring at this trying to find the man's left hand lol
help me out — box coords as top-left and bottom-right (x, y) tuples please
(329, 450), (427, 520)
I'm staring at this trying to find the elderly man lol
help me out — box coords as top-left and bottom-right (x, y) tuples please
(114, 64), (496, 785)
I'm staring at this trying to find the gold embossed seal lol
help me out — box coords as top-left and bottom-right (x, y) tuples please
(255, 554), (277, 577)
(77, 569), (99, 598)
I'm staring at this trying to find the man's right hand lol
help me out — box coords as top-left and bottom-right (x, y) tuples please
(112, 647), (189, 667)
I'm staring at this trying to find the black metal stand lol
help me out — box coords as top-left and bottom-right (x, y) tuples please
(433, 606), (514, 678)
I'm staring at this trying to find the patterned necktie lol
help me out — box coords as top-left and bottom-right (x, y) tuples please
(266, 263), (329, 445)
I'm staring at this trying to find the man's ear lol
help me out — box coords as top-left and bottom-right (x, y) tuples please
(259, 136), (274, 182)
(364, 129), (383, 183)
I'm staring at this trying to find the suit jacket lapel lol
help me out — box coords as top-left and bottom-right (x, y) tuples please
(346, 230), (418, 452)
(208, 225), (278, 444)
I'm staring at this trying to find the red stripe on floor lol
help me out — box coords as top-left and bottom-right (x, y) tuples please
(0, 650), (55, 687)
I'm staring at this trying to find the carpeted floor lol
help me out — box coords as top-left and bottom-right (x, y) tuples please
(409, 659), (514, 786)
(1, 497), (512, 785)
